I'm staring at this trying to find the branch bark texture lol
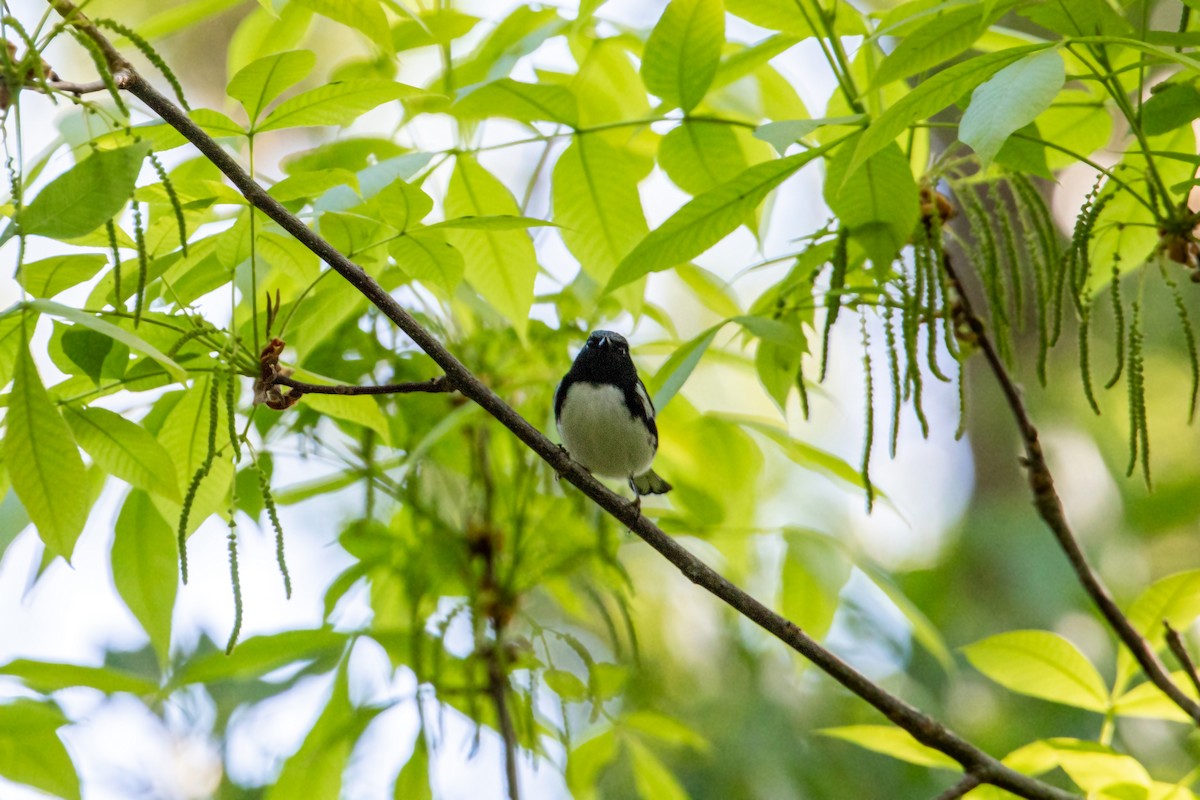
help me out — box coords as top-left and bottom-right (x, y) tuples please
(941, 252), (1200, 725)
(44, 3), (1083, 797)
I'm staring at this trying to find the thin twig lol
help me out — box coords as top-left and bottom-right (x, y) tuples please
(941, 250), (1200, 726)
(274, 375), (456, 396)
(43, 5), (1082, 797)
(1165, 622), (1200, 699)
(934, 774), (982, 800)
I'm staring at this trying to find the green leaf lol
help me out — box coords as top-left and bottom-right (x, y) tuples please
(641, 0), (724, 112)
(959, 49), (1065, 168)
(818, 725), (960, 770)
(1142, 82), (1200, 136)
(427, 215), (555, 231)
(113, 490), (178, 667)
(17, 255), (107, 299)
(727, 415), (866, 489)
(1112, 672), (1200, 722)
(962, 630), (1109, 712)
(0, 700), (80, 800)
(28, 299), (188, 383)
(64, 406), (180, 500)
(299, 388), (392, 445)
(392, 10), (480, 51)
(173, 629), (348, 685)
(292, 0), (393, 53)
(227, 50), (317, 123)
(393, 737), (432, 800)
(544, 668), (588, 702)
(389, 230), (465, 293)
(676, 263), (742, 318)
(444, 157), (537, 337)
(650, 325), (721, 410)
(628, 738), (689, 800)
(4, 332), (89, 561)
(754, 116), (867, 154)
(20, 143), (151, 239)
(257, 79), (424, 132)
(660, 121), (770, 197)
(609, 142), (838, 291)
(872, 1), (1016, 88)
(0, 312), (24, 388)
(267, 663), (383, 800)
(622, 711), (709, 751)
(452, 78), (578, 125)
(1018, 0), (1132, 37)
(781, 532), (850, 642)
(553, 135), (649, 286)
(724, 0), (865, 37)
(1115, 570), (1200, 691)
(567, 730), (618, 800)
(0, 659), (157, 695)
(848, 45), (1050, 176)
(824, 138), (919, 266)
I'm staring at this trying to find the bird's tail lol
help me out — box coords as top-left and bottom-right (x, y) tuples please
(631, 470), (672, 496)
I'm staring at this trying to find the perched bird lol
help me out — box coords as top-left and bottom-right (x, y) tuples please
(554, 330), (672, 500)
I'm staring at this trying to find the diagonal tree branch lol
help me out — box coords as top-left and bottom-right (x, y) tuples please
(941, 251), (1200, 726)
(43, 3), (1080, 797)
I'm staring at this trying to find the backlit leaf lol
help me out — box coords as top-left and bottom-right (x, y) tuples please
(113, 490), (178, 667)
(64, 406), (180, 500)
(4, 332), (89, 561)
(20, 143), (151, 240)
(227, 50), (316, 123)
(257, 80), (424, 132)
(641, 0), (724, 112)
(959, 49), (1065, 168)
(963, 630), (1109, 712)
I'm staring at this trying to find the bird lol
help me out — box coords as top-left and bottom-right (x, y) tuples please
(554, 330), (672, 501)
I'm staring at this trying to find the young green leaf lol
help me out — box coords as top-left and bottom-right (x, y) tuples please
(17, 255), (107, 299)
(641, 0), (724, 112)
(256, 80), (425, 132)
(1114, 569), (1200, 692)
(0, 659), (158, 696)
(227, 50), (317, 124)
(650, 324), (721, 410)
(444, 158), (537, 337)
(389, 230), (465, 294)
(553, 134), (649, 286)
(266, 663), (383, 800)
(113, 490), (178, 668)
(872, 1), (1017, 88)
(63, 406), (180, 500)
(0, 700), (81, 800)
(20, 143), (151, 240)
(299, 390), (392, 445)
(451, 78), (579, 125)
(609, 141), (838, 291)
(819, 725), (960, 769)
(849, 45), (1049, 176)
(28, 299), (188, 383)
(824, 138), (920, 266)
(5, 335), (89, 561)
(292, 0), (393, 53)
(660, 121), (770, 196)
(959, 49), (1065, 168)
(628, 738), (689, 800)
(962, 630), (1109, 712)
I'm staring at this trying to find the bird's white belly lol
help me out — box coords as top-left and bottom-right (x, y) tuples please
(558, 383), (655, 478)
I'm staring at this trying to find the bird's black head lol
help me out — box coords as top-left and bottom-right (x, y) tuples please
(568, 330), (636, 383)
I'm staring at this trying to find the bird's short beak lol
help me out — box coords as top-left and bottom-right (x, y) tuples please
(597, 335), (610, 347)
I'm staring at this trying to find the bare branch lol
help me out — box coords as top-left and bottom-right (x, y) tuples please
(44, 4), (1082, 797)
(941, 249), (1200, 726)
(934, 775), (982, 800)
(1165, 622), (1200, 700)
(273, 375), (456, 396)
(44, 77), (114, 94)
